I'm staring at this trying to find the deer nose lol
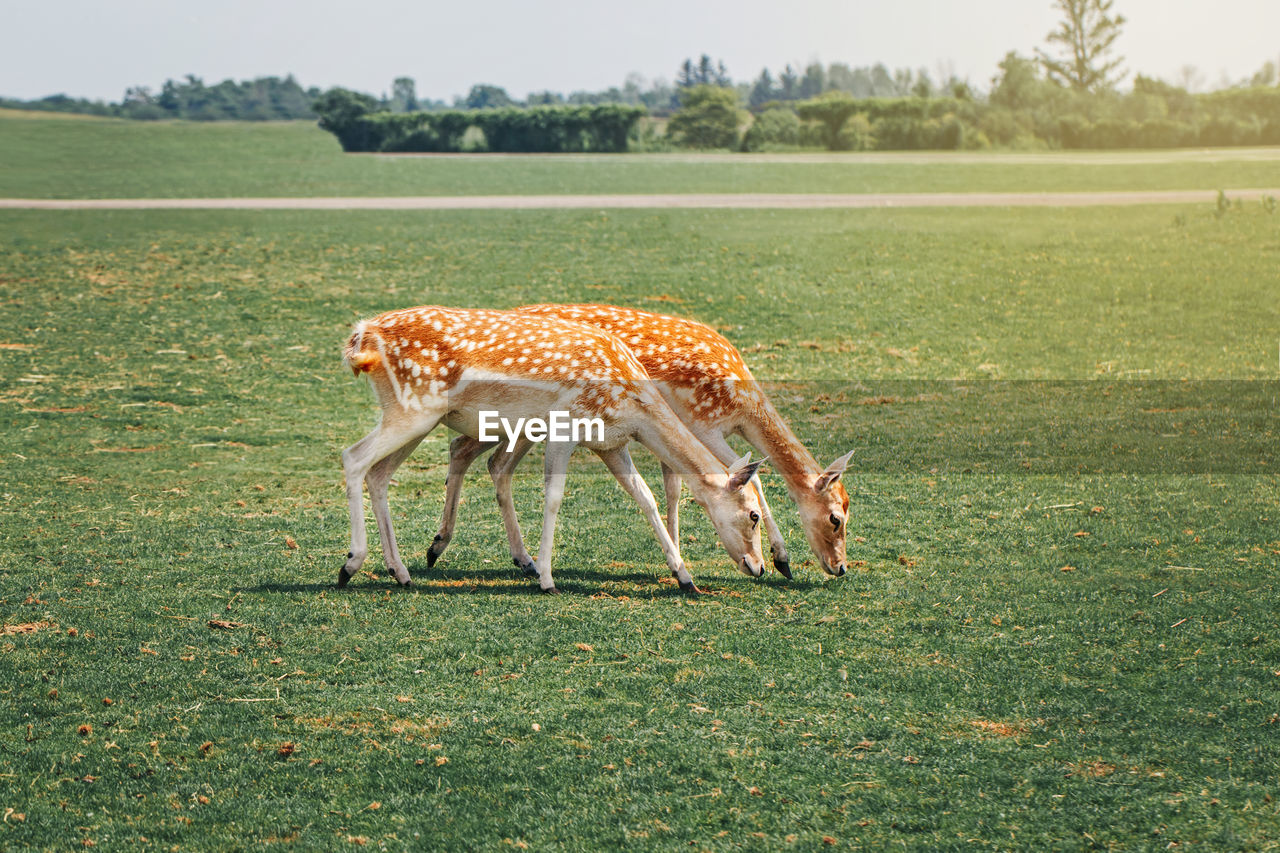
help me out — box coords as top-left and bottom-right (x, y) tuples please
(834, 563), (847, 577)
(744, 557), (763, 578)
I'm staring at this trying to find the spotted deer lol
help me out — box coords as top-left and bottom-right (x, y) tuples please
(427, 304), (853, 579)
(339, 305), (767, 594)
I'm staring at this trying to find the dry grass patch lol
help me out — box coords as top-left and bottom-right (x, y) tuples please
(2, 621), (56, 636)
(1066, 760), (1118, 779)
(298, 712), (451, 741)
(968, 719), (1031, 738)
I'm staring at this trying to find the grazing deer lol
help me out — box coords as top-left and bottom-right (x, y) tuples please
(339, 306), (766, 594)
(427, 304), (853, 579)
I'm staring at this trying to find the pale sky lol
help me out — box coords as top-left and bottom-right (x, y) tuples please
(3, 0), (1278, 102)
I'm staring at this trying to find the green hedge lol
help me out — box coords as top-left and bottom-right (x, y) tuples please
(315, 100), (645, 153)
(784, 88), (1280, 151)
(317, 84), (1280, 154)
(1056, 114), (1280, 148)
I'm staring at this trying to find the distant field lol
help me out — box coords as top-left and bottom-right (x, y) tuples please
(3, 111), (1280, 198)
(2, 201), (1278, 849)
(0, 107), (111, 121)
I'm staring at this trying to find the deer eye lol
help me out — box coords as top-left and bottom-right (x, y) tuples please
(749, 511), (760, 526)
(830, 513), (842, 530)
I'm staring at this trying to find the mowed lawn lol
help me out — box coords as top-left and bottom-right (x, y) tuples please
(2, 197), (1279, 847)
(4, 110), (1280, 199)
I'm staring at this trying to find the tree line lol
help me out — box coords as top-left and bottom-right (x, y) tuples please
(7, 0), (1280, 152)
(1, 74), (322, 120)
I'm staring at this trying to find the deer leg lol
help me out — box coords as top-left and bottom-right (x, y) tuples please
(340, 417), (439, 587)
(532, 441), (576, 594)
(365, 437), (424, 585)
(427, 434), (496, 568)
(661, 462), (682, 548)
(598, 446), (698, 594)
(697, 430), (790, 579)
(487, 436), (537, 576)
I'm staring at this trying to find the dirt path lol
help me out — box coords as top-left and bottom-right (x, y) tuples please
(1, 189), (1276, 210)
(368, 148), (1280, 166)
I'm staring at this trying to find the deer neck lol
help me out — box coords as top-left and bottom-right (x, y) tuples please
(633, 409), (728, 498)
(739, 398), (823, 498)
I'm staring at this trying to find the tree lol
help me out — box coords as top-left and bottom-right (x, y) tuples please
(462, 84), (515, 110)
(868, 64), (894, 96)
(796, 91), (860, 150)
(667, 85), (742, 149)
(911, 70), (934, 99)
(621, 73), (646, 105)
(892, 68), (913, 96)
(312, 87), (380, 150)
(990, 52), (1046, 110)
(391, 77), (417, 112)
(778, 65), (799, 100)
(526, 90), (564, 106)
(1132, 74), (1194, 120)
(697, 55), (715, 87)
(1036, 0), (1127, 92)
(748, 69), (777, 109)
(677, 55), (731, 89)
(742, 107), (800, 150)
(638, 78), (677, 115)
(120, 85), (164, 119)
(799, 64), (825, 99)
(1249, 61), (1277, 88)
(677, 59), (697, 89)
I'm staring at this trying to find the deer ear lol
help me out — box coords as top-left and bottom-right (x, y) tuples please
(814, 449), (854, 494)
(726, 452), (765, 492)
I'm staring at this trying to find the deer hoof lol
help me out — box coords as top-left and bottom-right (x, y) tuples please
(515, 558), (538, 578)
(541, 586), (560, 595)
(774, 558), (793, 580)
(678, 580), (701, 595)
(337, 567), (352, 588)
(426, 535), (445, 568)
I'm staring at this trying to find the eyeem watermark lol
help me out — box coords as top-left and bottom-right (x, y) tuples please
(478, 410), (605, 450)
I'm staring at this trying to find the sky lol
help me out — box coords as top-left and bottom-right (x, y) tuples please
(3, 0), (1279, 102)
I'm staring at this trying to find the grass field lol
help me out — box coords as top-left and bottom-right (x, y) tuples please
(4, 111), (1280, 199)
(2, 125), (1280, 850)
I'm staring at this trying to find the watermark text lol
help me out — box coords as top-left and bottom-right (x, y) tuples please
(478, 410), (604, 450)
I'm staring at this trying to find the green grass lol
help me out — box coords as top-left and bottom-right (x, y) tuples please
(4, 112), (1280, 199)
(2, 202), (1279, 850)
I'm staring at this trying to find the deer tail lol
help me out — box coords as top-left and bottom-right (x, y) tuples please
(343, 320), (383, 376)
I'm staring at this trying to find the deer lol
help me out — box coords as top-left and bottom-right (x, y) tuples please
(338, 305), (767, 595)
(425, 304), (854, 580)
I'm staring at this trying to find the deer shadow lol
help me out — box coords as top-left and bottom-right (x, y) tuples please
(239, 558), (822, 598)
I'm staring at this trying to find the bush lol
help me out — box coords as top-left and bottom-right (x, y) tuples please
(667, 86), (743, 149)
(313, 88), (380, 151)
(921, 113), (965, 149)
(1134, 119), (1196, 149)
(1199, 117), (1262, 147)
(837, 114), (874, 151)
(742, 108), (801, 151)
(1090, 118), (1137, 149)
(1055, 114), (1092, 148)
(796, 92), (860, 150)
(312, 96), (645, 153)
(978, 108), (1025, 146)
(798, 94), (982, 151)
(312, 81), (1280, 155)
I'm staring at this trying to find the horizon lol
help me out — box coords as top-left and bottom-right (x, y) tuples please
(5, 0), (1280, 104)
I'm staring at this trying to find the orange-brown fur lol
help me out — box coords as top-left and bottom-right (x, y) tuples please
(344, 306), (649, 417)
(518, 303), (764, 422)
(512, 303), (852, 576)
(339, 305), (768, 592)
